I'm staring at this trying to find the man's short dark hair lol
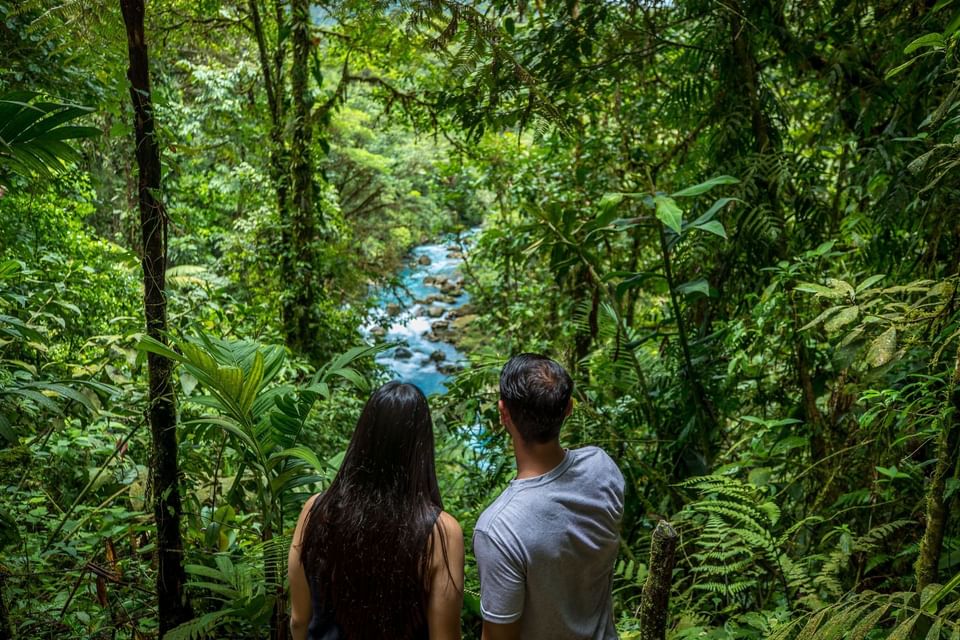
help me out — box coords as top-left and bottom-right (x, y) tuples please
(499, 353), (573, 444)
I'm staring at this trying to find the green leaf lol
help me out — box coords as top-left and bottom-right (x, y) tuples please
(855, 274), (885, 293)
(824, 306), (859, 333)
(876, 465), (911, 480)
(137, 335), (184, 363)
(654, 195), (683, 234)
(692, 220), (727, 238)
(237, 351), (264, 416)
(274, 446), (327, 476)
(886, 57), (919, 80)
(598, 192), (625, 213)
(848, 604), (890, 640)
(866, 326), (897, 367)
(795, 279), (853, 299)
(800, 305), (843, 331)
(904, 33), (944, 54)
(675, 279), (710, 298)
(331, 367), (367, 390)
(671, 175), (739, 197)
(888, 613), (920, 640)
(924, 569), (960, 612)
(795, 283), (839, 297)
(690, 197), (739, 227)
(0, 414), (15, 443)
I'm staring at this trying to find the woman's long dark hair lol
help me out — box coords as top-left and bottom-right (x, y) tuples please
(300, 381), (446, 639)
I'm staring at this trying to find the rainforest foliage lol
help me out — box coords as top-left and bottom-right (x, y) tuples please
(1, 0), (960, 638)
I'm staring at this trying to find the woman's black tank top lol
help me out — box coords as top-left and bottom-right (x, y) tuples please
(306, 508), (440, 640)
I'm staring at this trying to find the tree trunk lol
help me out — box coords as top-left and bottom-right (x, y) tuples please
(915, 347), (960, 590)
(639, 520), (677, 640)
(284, 0), (321, 355)
(248, 0), (293, 300)
(0, 571), (11, 640)
(118, 0), (193, 633)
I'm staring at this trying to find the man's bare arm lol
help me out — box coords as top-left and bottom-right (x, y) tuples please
(481, 620), (522, 640)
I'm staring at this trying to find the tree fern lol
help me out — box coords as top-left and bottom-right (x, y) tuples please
(676, 475), (784, 609)
(769, 580), (960, 640)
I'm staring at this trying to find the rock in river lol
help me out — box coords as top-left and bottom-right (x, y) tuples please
(418, 254), (432, 266)
(440, 281), (462, 296)
(385, 302), (401, 316)
(427, 305), (445, 318)
(430, 350), (446, 363)
(451, 314), (477, 330)
(437, 362), (462, 375)
(394, 346), (413, 359)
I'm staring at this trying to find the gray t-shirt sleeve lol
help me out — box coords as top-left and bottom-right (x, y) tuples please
(474, 529), (525, 623)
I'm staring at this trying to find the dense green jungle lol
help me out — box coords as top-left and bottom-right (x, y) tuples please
(2, 0), (960, 638)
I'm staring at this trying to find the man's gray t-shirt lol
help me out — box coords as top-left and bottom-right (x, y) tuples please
(474, 446), (624, 640)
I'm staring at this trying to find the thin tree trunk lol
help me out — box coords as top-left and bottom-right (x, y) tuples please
(118, 0), (193, 633)
(248, 0), (292, 294)
(639, 521), (677, 640)
(285, 0), (320, 355)
(915, 347), (960, 590)
(658, 225), (718, 457)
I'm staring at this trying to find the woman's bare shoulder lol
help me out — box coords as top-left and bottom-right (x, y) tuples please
(435, 510), (463, 539)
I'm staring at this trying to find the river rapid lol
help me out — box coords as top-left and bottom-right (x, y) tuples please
(362, 233), (476, 395)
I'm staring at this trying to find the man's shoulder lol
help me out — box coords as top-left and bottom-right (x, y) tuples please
(572, 446), (624, 479)
(475, 484), (521, 536)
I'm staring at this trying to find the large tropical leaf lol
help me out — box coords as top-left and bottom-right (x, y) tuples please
(0, 91), (99, 185)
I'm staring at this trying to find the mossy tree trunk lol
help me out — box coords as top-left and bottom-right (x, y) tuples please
(284, 0), (322, 356)
(639, 520), (677, 640)
(915, 347), (960, 590)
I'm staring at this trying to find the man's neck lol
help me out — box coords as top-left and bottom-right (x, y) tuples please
(513, 437), (566, 480)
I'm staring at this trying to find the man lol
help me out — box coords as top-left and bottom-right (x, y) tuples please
(474, 353), (625, 640)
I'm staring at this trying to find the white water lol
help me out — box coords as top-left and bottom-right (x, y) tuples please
(361, 234), (474, 395)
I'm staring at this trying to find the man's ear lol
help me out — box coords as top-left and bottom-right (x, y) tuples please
(499, 400), (520, 442)
(563, 397), (573, 419)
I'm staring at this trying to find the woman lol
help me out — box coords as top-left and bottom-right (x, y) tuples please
(288, 381), (464, 640)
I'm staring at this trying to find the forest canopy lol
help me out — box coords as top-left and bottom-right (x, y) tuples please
(1, 0), (960, 638)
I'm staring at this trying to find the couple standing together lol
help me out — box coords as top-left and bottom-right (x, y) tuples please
(288, 353), (625, 640)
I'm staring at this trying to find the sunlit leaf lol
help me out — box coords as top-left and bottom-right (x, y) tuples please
(654, 195), (682, 234)
(866, 326), (897, 367)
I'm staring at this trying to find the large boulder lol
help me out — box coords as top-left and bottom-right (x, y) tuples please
(427, 305), (445, 318)
(448, 303), (476, 319)
(430, 350), (446, 363)
(394, 346), (413, 359)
